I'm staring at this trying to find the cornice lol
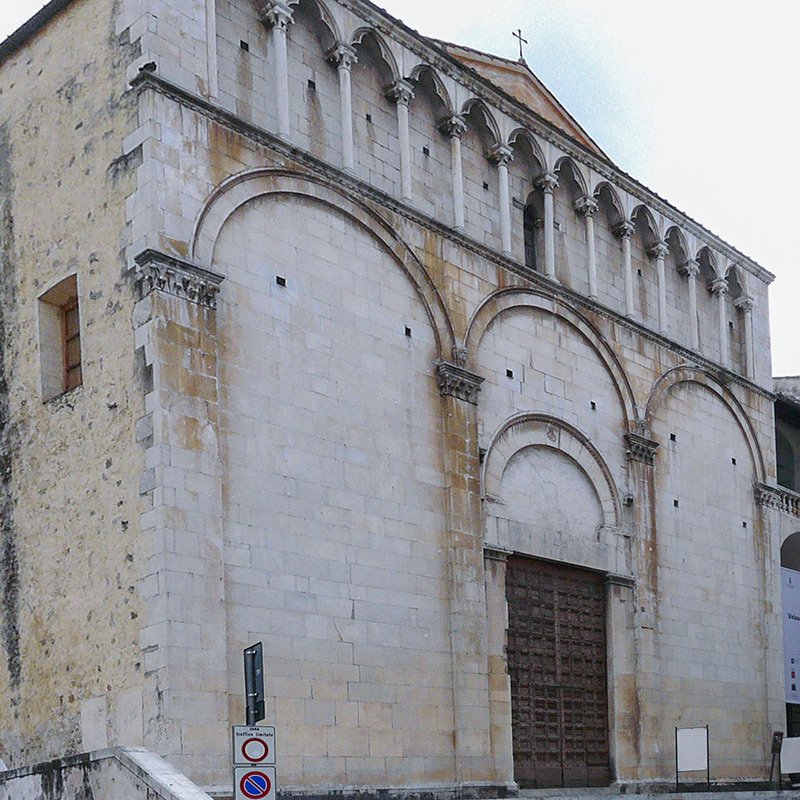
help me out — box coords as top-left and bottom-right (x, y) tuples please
(134, 248), (224, 308)
(130, 72), (775, 401)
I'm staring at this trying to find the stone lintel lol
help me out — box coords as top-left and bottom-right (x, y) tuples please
(134, 249), (224, 309)
(604, 573), (636, 589)
(483, 545), (513, 562)
(624, 432), (659, 465)
(435, 361), (484, 405)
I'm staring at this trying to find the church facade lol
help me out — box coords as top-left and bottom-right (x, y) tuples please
(0, 0), (796, 795)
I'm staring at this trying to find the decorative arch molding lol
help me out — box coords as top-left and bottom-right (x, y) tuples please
(293, 0), (343, 44)
(464, 288), (639, 429)
(482, 412), (622, 530)
(554, 155), (589, 196)
(507, 127), (546, 171)
(460, 97), (502, 144)
(644, 365), (766, 482)
(190, 168), (456, 358)
(407, 62), (453, 111)
(592, 180), (625, 220)
(349, 27), (400, 80)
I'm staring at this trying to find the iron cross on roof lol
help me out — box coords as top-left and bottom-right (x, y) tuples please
(512, 28), (528, 61)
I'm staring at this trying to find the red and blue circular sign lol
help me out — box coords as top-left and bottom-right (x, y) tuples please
(240, 771), (271, 799)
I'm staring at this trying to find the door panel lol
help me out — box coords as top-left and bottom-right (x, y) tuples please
(506, 556), (610, 788)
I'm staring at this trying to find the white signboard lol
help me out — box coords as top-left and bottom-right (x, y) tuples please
(676, 727), (708, 772)
(782, 736), (800, 774)
(782, 568), (800, 703)
(234, 766), (276, 800)
(232, 726), (276, 766)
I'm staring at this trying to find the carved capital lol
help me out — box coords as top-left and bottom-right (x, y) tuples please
(534, 172), (558, 193)
(259, 1), (294, 30)
(574, 196), (598, 216)
(648, 240), (669, 260)
(679, 258), (700, 279)
(385, 79), (414, 106)
(326, 42), (357, 69)
(435, 361), (484, 405)
(614, 220), (635, 240)
(134, 249), (224, 308)
(488, 143), (513, 166)
(710, 277), (729, 296)
(735, 294), (755, 312)
(625, 432), (659, 465)
(438, 114), (467, 139)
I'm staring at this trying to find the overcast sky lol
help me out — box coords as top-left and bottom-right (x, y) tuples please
(2, 1), (798, 375)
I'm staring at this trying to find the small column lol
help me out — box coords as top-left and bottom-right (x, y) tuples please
(440, 115), (467, 231)
(735, 294), (756, 379)
(327, 43), (357, 173)
(386, 79), (415, 202)
(535, 172), (559, 280)
(434, 359), (494, 783)
(648, 240), (669, 335)
(489, 144), (514, 256)
(711, 276), (730, 367)
(615, 220), (636, 318)
(680, 258), (700, 350)
(259, 2), (294, 140)
(575, 196), (599, 298)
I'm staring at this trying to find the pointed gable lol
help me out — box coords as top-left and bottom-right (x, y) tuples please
(434, 40), (608, 159)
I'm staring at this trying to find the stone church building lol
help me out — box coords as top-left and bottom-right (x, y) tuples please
(0, 0), (798, 795)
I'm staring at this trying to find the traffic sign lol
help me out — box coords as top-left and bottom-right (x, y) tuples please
(234, 767), (276, 800)
(232, 726), (275, 766)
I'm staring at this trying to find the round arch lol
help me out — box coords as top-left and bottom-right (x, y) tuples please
(295, 0), (342, 43)
(554, 156), (588, 196)
(190, 168), (455, 359)
(463, 288), (640, 429)
(460, 98), (502, 143)
(593, 180), (625, 220)
(508, 127), (546, 171)
(349, 27), (400, 80)
(407, 62), (453, 110)
(644, 365), (766, 481)
(781, 531), (800, 567)
(664, 224), (690, 261)
(482, 412), (622, 530)
(631, 203), (659, 240)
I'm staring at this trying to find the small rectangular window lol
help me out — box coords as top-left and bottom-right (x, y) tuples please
(38, 274), (82, 400)
(63, 301), (82, 391)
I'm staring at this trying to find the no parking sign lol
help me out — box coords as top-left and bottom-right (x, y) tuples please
(234, 767), (276, 800)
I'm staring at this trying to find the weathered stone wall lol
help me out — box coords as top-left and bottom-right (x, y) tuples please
(0, 0), (144, 769)
(0, 0), (786, 793)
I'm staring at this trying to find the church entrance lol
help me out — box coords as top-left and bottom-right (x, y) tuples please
(506, 556), (611, 788)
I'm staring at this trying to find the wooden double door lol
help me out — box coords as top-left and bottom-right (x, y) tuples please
(506, 556), (611, 788)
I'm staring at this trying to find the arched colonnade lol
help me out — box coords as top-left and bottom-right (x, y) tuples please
(253, 0), (756, 377)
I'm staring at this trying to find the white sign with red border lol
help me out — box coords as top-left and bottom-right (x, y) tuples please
(234, 766), (276, 800)
(232, 725), (276, 766)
